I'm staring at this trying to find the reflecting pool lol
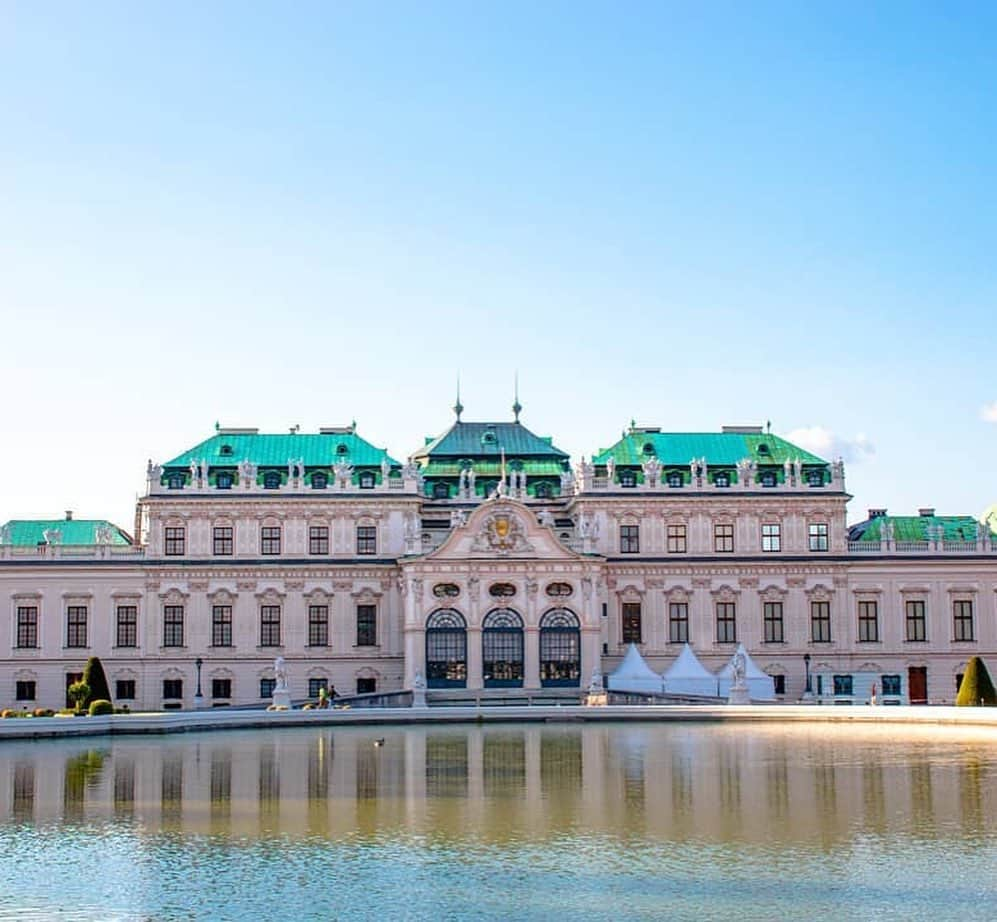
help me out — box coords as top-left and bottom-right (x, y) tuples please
(2, 722), (997, 920)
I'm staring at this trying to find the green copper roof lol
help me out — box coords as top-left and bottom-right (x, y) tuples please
(849, 515), (989, 543)
(592, 430), (828, 467)
(0, 519), (132, 546)
(418, 460), (566, 477)
(163, 430), (399, 470)
(414, 421), (569, 461)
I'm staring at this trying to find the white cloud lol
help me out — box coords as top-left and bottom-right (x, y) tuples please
(786, 426), (875, 464)
(981, 402), (997, 423)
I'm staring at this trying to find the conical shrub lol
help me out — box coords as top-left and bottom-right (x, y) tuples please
(82, 656), (112, 707)
(956, 657), (997, 707)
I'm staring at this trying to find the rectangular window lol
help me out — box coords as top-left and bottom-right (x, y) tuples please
(260, 605), (282, 647)
(260, 526), (281, 556)
(716, 602), (737, 643)
(357, 677), (376, 694)
(356, 525), (377, 556)
(66, 606), (88, 648)
(622, 602), (642, 643)
(356, 604), (377, 646)
(15, 606), (38, 648)
(810, 601), (831, 643)
(15, 681), (36, 701)
(714, 524), (734, 553)
(905, 600), (927, 642)
(308, 605), (329, 646)
(163, 605), (184, 647)
(260, 678), (276, 698)
(953, 600), (975, 641)
(833, 674), (853, 696)
(212, 678), (232, 699)
(881, 674), (901, 696)
(761, 523), (781, 552)
(620, 525), (640, 554)
(116, 679), (136, 700)
(763, 602), (784, 643)
(309, 526), (329, 556)
(808, 523), (829, 552)
(666, 524), (687, 554)
(162, 679), (183, 699)
(772, 675), (786, 695)
(116, 605), (138, 647)
(308, 677), (329, 698)
(668, 602), (688, 643)
(213, 526), (233, 556)
(212, 605), (233, 647)
(164, 526), (185, 556)
(857, 600), (879, 642)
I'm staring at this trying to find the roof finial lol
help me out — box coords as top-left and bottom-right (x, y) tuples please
(454, 375), (464, 422)
(512, 371), (522, 422)
(766, 419), (771, 434)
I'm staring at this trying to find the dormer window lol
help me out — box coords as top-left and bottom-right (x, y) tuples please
(359, 471), (375, 489)
(167, 472), (185, 490)
(433, 482), (449, 499)
(216, 471), (234, 490)
(619, 470), (637, 488)
(534, 482), (552, 499)
(263, 471), (281, 490)
(219, 444), (234, 457)
(666, 471), (683, 488)
(807, 470), (824, 487)
(311, 472), (328, 490)
(714, 472), (731, 488)
(336, 444), (348, 455)
(482, 430), (497, 445)
(760, 471), (777, 488)
(757, 443), (770, 456)
(642, 442), (655, 456)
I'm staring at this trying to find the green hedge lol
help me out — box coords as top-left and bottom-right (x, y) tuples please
(88, 699), (114, 716)
(956, 657), (997, 706)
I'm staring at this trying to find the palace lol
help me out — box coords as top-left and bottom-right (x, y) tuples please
(2, 404), (995, 711)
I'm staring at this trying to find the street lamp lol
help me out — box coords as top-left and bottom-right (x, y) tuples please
(803, 652), (812, 698)
(194, 657), (204, 709)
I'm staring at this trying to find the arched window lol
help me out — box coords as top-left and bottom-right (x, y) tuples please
(263, 471), (281, 490)
(425, 609), (467, 688)
(216, 471), (234, 490)
(482, 608), (524, 687)
(539, 608), (581, 687)
(358, 471), (375, 489)
(619, 470), (637, 488)
(433, 482), (450, 499)
(666, 471), (683, 488)
(311, 471), (328, 490)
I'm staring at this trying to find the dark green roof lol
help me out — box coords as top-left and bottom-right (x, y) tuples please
(0, 519), (132, 546)
(414, 421), (569, 462)
(163, 430), (399, 470)
(849, 515), (989, 543)
(592, 430), (828, 467)
(418, 460), (566, 477)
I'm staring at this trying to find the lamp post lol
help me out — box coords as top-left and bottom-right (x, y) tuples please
(803, 652), (813, 700)
(194, 657), (204, 709)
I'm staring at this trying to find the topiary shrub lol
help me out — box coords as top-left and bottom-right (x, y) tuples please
(88, 699), (113, 716)
(82, 657), (111, 708)
(956, 657), (997, 706)
(1, 709), (14, 719)
(68, 680), (90, 714)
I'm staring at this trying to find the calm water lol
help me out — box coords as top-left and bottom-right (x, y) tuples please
(2, 722), (997, 920)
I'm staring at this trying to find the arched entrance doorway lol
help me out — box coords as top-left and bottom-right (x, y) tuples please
(482, 608), (524, 688)
(540, 608), (581, 687)
(426, 609), (467, 688)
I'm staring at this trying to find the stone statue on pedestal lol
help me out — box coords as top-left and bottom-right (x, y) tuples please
(271, 656), (292, 709)
(412, 670), (428, 709)
(727, 650), (750, 705)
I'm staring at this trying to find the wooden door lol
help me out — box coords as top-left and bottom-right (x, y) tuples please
(908, 666), (927, 704)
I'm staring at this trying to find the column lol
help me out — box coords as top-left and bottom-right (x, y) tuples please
(524, 627), (540, 690)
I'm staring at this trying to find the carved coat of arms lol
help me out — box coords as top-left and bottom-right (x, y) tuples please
(471, 511), (534, 555)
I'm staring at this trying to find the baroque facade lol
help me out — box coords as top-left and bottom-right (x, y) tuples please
(1, 409), (995, 711)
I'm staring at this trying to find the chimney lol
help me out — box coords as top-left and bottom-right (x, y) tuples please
(868, 508), (887, 519)
(918, 507), (935, 518)
(65, 510), (73, 521)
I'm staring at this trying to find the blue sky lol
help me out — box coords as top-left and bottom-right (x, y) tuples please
(1, 2), (995, 530)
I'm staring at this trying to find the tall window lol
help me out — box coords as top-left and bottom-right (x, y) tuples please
(309, 526), (329, 556)
(356, 525), (377, 555)
(66, 606), (88, 648)
(163, 679), (183, 699)
(359, 471), (376, 489)
(905, 600), (927, 642)
(116, 679), (136, 700)
(763, 602), (784, 643)
(116, 605), (138, 647)
(667, 524), (687, 553)
(163, 605), (184, 647)
(881, 674), (902, 696)
(356, 604), (377, 646)
(308, 605), (329, 646)
(309, 677), (329, 697)
(808, 523), (829, 552)
(761, 524), (781, 552)
(213, 526), (233, 556)
(953, 600), (975, 642)
(714, 524), (734, 553)
(833, 675), (853, 696)
(260, 605), (282, 647)
(260, 678), (276, 698)
(212, 679), (232, 699)
(810, 601), (831, 643)
(212, 605), (233, 647)
(15, 606), (38, 649)
(260, 526), (281, 556)
(620, 525), (640, 554)
(164, 526), (185, 556)
(668, 602), (688, 643)
(716, 602), (737, 643)
(621, 602), (642, 643)
(858, 600), (879, 642)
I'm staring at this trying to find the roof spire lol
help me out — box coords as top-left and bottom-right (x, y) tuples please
(512, 371), (522, 422)
(453, 375), (464, 422)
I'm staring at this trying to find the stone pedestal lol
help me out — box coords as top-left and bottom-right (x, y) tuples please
(412, 685), (427, 709)
(271, 688), (292, 709)
(727, 681), (751, 705)
(193, 694), (205, 710)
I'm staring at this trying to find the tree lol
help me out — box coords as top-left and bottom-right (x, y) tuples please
(956, 657), (997, 706)
(68, 680), (90, 714)
(82, 656), (111, 707)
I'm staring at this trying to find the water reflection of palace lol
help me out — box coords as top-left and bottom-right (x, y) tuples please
(3, 726), (997, 843)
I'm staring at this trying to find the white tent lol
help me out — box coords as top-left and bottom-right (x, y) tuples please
(715, 644), (776, 701)
(662, 644), (718, 697)
(608, 644), (664, 694)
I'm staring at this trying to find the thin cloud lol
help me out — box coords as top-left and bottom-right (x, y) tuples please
(981, 402), (997, 423)
(786, 426), (875, 463)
